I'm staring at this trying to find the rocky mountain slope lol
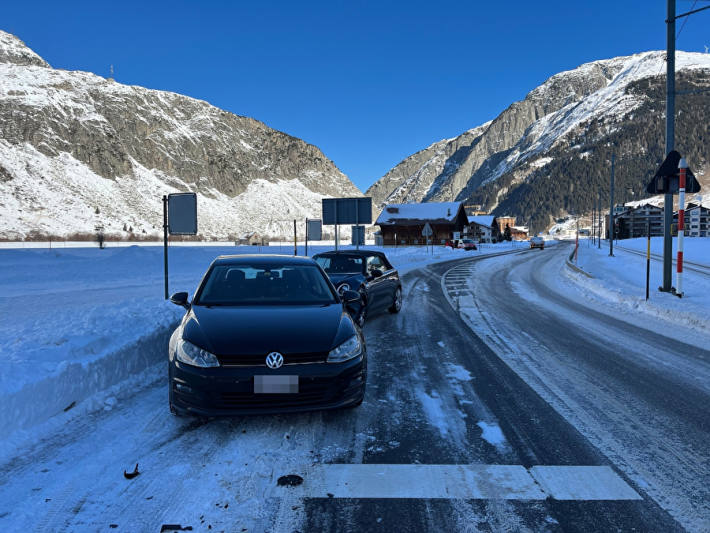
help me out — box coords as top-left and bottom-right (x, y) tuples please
(0, 31), (361, 240)
(367, 51), (710, 232)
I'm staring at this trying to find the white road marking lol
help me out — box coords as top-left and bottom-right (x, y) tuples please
(275, 464), (641, 501)
(530, 466), (642, 500)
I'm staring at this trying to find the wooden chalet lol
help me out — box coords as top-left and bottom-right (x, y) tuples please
(375, 202), (468, 245)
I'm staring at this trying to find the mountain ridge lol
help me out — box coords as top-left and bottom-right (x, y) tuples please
(0, 31), (361, 239)
(367, 50), (710, 232)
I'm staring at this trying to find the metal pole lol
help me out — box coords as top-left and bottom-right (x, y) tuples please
(163, 195), (169, 300)
(575, 217), (579, 264)
(609, 153), (615, 256)
(305, 218), (308, 257)
(355, 203), (359, 251)
(676, 159), (687, 296)
(646, 220), (651, 300)
(592, 201), (596, 245)
(662, 0), (676, 291)
(334, 201), (338, 251)
(293, 219), (297, 256)
(597, 189), (602, 249)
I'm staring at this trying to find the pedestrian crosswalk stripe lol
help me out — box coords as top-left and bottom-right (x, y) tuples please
(274, 464), (641, 501)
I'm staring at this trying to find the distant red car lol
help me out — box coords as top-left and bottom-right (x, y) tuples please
(459, 239), (478, 251)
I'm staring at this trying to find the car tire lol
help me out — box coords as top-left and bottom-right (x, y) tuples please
(356, 308), (366, 328)
(356, 289), (368, 327)
(388, 287), (402, 314)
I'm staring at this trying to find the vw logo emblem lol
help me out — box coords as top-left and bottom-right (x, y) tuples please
(265, 352), (284, 369)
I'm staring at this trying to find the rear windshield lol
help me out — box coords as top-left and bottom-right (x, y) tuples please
(315, 255), (365, 274)
(195, 263), (337, 306)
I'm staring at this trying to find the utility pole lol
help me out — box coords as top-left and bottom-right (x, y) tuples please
(662, 0), (676, 291)
(163, 195), (169, 300)
(609, 153), (615, 256)
(597, 189), (602, 249)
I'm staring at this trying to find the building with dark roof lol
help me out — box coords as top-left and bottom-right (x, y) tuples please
(375, 202), (468, 245)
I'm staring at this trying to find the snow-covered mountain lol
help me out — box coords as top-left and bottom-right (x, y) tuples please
(367, 51), (710, 232)
(0, 31), (361, 240)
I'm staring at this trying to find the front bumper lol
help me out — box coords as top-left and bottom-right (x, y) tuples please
(169, 353), (366, 416)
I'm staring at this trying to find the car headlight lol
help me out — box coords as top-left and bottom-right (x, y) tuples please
(328, 334), (362, 363)
(337, 283), (351, 295)
(175, 339), (220, 368)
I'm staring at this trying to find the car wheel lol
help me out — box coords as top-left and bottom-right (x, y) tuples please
(356, 289), (368, 327)
(389, 287), (402, 313)
(356, 307), (366, 328)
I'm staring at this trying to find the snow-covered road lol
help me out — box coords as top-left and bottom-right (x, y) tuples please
(452, 245), (709, 532)
(3, 247), (703, 532)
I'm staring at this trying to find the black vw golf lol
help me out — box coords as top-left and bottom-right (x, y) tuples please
(168, 255), (366, 416)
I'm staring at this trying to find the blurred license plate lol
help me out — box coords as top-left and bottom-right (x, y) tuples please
(254, 375), (299, 394)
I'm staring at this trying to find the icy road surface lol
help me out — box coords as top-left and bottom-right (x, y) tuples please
(1, 248), (707, 531)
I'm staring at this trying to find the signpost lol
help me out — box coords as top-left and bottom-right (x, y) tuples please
(422, 222), (433, 254)
(646, 150), (701, 294)
(351, 225), (365, 247)
(322, 198), (372, 251)
(163, 193), (197, 299)
(305, 219), (322, 256)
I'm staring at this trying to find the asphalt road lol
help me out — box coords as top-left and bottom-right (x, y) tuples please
(1, 246), (707, 532)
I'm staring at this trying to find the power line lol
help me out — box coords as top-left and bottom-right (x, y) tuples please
(676, 0), (699, 38)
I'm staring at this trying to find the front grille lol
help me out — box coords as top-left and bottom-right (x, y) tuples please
(217, 352), (327, 366)
(218, 380), (332, 408)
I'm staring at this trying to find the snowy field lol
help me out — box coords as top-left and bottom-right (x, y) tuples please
(0, 241), (531, 461)
(565, 237), (710, 335)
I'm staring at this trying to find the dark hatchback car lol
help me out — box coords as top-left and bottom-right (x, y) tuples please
(168, 255), (366, 416)
(313, 250), (402, 327)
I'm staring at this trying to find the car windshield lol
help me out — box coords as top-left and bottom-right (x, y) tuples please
(195, 263), (337, 306)
(315, 255), (365, 274)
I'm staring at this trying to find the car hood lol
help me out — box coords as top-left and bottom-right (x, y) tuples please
(182, 303), (349, 355)
(326, 273), (364, 287)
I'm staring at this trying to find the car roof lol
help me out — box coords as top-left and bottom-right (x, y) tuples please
(212, 254), (317, 266)
(313, 249), (386, 259)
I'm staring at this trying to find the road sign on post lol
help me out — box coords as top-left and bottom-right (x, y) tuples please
(422, 222), (433, 237)
(351, 225), (365, 247)
(163, 193), (197, 299)
(322, 197), (372, 251)
(167, 193), (198, 234)
(646, 151), (701, 195)
(305, 219), (322, 257)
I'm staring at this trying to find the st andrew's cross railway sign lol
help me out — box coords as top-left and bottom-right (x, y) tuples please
(646, 151), (701, 195)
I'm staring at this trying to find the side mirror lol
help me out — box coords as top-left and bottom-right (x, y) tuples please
(341, 289), (361, 303)
(170, 292), (190, 309)
(370, 269), (383, 278)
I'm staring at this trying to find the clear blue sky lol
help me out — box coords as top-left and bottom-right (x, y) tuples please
(3, 1), (709, 192)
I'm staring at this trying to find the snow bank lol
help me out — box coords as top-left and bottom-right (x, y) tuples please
(564, 237), (710, 334)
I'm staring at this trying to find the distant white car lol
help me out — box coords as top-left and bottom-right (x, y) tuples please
(530, 236), (545, 249)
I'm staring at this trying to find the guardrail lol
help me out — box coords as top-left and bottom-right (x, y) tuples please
(565, 248), (593, 278)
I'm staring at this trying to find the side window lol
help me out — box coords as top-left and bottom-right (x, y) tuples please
(367, 256), (384, 272)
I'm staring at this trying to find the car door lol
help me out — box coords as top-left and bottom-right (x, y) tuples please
(378, 254), (399, 305)
(365, 255), (389, 310)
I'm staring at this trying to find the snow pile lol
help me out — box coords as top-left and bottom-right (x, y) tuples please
(565, 237), (710, 334)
